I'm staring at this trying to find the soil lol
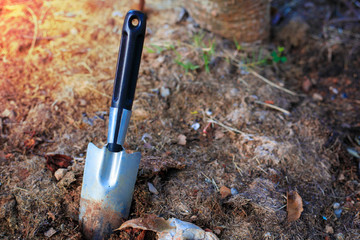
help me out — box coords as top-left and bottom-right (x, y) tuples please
(1, 0), (359, 239)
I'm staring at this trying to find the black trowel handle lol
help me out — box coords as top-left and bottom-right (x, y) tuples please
(112, 11), (146, 110)
(107, 10), (146, 152)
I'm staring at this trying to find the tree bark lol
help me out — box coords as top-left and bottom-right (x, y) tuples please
(185, 0), (270, 43)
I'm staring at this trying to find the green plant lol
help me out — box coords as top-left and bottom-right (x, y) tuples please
(145, 44), (165, 54)
(271, 46), (287, 63)
(233, 37), (242, 51)
(174, 59), (199, 72)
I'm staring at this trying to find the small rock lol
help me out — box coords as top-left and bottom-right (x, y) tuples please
(156, 56), (165, 64)
(230, 187), (239, 195)
(147, 182), (159, 195)
(177, 134), (187, 145)
(44, 227), (57, 238)
(219, 186), (231, 199)
(335, 233), (344, 240)
(112, 10), (123, 17)
(312, 93), (323, 101)
(57, 171), (76, 187)
(70, 28), (78, 35)
(334, 208), (342, 218)
(333, 202), (340, 209)
(330, 86), (339, 94)
(54, 168), (68, 181)
(264, 232), (271, 238)
(338, 173), (345, 181)
(302, 77), (312, 92)
(191, 122), (200, 131)
(160, 87), (170, 98)
(213, 228), (221, 235)
(79, 99), (87, 107)
(230, 88), (240, 97)
(325, 225), (334, 234)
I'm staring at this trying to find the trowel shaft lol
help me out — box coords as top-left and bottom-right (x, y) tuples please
(107, 12), (146, 152)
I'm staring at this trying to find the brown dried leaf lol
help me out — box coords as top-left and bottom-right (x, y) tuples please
(287, 190), (303, 222)
(117, 215), (219, 240)
(45, 154), (72, 173)
(117, 214), (173, 233)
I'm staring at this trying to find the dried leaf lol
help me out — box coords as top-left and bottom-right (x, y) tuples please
(287, 191), (303, 222)
(45, 154), (72, 173)
(177, 134), (187, 145)
(117, 215), (219, 240)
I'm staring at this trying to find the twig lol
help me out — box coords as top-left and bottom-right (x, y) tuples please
(200, 172), (219, 191)
(232, 155), (243, 176)
(328, 17), (360, 24)
(21, 35), (63, 40)
(25, 6), (38, 60)
(207, 118), (252, 137)
(249, 70), (297, 96)
(255, 100), (290, 115)
(86, 86), (111, 99)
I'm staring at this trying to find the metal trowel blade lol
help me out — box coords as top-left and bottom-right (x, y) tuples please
(79, 142), (141, 240)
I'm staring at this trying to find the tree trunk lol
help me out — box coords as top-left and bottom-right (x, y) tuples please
(185, 0), (270, 43)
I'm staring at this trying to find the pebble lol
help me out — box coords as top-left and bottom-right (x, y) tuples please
(219, 186), (231, 199)
(230, 187), (239, 195)
(111, 10), (123, 17)
(205, 109), (212, 116)
(54, 168), (68, 181)
(44, 227), (57, 238)
(325, 225), (334, 234)
(160, 87), (170, 98)
(230, 88), (240, 97)
(79, 99), (87, 107)
(334, 208), (342, 218)
(312, 93), (323, 101)
(148, 182), (159, 195)
(70, 28), (78, 35)
(177, 134), (187, 145)
(191, 123), (200, 131)
(335, 233), (344, 240)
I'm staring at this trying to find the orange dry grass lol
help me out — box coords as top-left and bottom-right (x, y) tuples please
(0, 0), (132, 102)
(0, 0), (131, 149)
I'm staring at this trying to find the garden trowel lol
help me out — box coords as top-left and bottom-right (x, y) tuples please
(79, 10), (146, 240)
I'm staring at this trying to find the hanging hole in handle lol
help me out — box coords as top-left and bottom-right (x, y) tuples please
(130, 16), (140, 28)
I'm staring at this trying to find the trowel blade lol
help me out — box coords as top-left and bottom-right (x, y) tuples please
(79, 142), (141, 240)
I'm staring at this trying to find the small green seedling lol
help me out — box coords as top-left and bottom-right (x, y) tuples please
(175, 59), (199, 73)
(271, 46), (287, 63)
(233, 37), (242, 51)
(145, 44), (165, 54)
